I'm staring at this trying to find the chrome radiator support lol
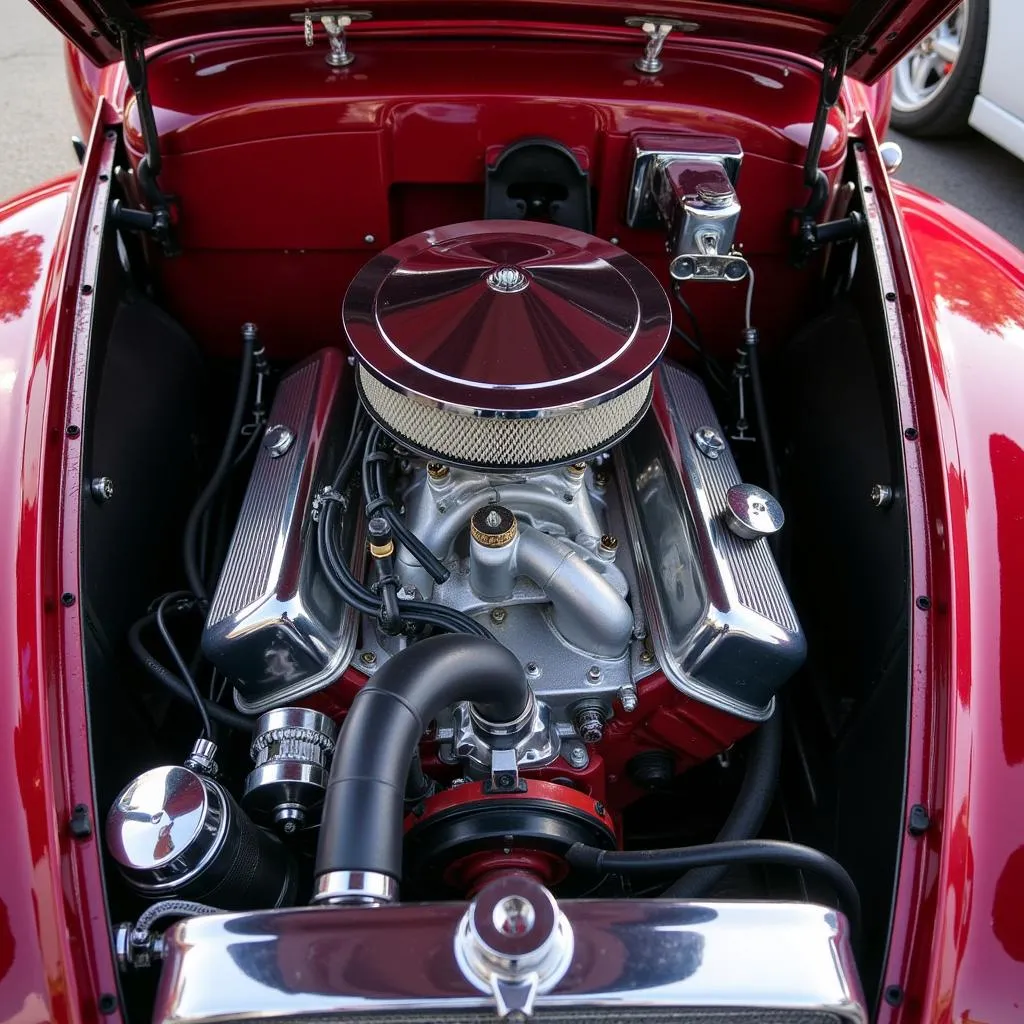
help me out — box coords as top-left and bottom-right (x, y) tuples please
(153, 891), (866, 1023)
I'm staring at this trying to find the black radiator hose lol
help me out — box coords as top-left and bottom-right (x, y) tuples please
(662, 706), (782, 898)
(314, 634), (531, 895)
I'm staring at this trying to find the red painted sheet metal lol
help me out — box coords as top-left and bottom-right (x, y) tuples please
(0, 105), (121, 1024)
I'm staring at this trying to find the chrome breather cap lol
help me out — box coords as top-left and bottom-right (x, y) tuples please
(344, 221), (671, 470)
(724, 483), (785, 540)
(106, 766), (227, 893)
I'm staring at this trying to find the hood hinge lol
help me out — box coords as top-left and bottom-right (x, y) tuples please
(791, 40), (856, 264)
(111, 24), (179, 256)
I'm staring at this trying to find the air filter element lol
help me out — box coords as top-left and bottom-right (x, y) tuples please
(343, 221), (671, 470)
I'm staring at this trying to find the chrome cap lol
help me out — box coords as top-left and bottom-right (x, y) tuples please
(724, 483), (785, 540)
(455, 875), (574, 1016)
(106, 766), (227, 892)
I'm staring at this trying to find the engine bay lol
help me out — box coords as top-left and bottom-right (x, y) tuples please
(72, 36), (912, 1019)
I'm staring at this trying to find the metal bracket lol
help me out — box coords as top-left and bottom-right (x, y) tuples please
(115, 26), (178, 255)
(487, 746), (524, 794)
(624, 16), (698, 74)
(292, 9), (372, 67)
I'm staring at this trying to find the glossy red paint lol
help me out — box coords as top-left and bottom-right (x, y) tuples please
(63, 45), (122, 138)
(32, 0), (962, 84)
(0, 106), (121, 1024)
(849, 116), (1024, 1022)
(115, 33), (847, 356)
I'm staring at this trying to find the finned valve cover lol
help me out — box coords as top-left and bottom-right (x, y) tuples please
(343, 221), (671, 470)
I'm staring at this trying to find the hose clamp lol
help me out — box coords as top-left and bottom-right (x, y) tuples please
(313, 870), (398, 906)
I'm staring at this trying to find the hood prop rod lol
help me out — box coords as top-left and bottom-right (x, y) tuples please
(110, 26), (178, 255)
(791, 43), (852, 264)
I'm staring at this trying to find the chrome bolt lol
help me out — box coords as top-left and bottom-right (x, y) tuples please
(586, 665), (602, 684)
(525, 661), (541, 679)
(694, 426), (726, 460)
(618, 685), (638, 713)
(610, 236), (620, 245)
(360, 651), (377, 667)
(566, 743), (589, 769)
(90, 476), (114, 503)
(567, 462), (587, 477)
(364, 234), (376, 244)
(490, 607), (508, 625)
(427, 462), (449, 480)
(870, 483), (894, 509)
(640, 648), (655, 665)
(575, 706), (605, 744)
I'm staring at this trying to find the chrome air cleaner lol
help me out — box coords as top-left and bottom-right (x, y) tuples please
(343, 221), (671, 469)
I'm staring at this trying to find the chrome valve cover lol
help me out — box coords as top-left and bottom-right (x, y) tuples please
(202, 349), (360, 712)
(618, 361), (806, 719)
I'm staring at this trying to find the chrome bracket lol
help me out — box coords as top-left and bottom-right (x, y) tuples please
(624, 16), (698, 74)
(291, 9), (372, 67)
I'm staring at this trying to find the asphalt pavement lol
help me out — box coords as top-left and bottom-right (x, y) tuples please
(2, 3), (1023, 250)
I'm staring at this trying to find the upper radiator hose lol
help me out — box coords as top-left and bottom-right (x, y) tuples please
(313, 634), (531, 904)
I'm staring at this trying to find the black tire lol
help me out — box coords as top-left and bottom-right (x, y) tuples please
(891, 0), (989, 138)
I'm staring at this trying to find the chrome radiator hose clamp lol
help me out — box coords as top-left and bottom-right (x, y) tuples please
(313, 870), (399, 906)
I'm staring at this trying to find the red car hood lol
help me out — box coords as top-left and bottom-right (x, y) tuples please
(34, 0), (958, 80)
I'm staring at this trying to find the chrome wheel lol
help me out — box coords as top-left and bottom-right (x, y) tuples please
(892, 3), (969, 113)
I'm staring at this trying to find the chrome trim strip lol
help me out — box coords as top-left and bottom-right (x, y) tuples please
(153, 899), (866, 1023)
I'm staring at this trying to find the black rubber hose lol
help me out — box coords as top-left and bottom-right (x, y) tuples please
(317, 500), (492, 639)
(567, 838), (861, 942)
(662, 708), (783, 898)
(363, 426), (450, 584)
(315, 634), (530, 887)
(128, 613), (256, 733)
(184, 326), (256, 602)
(155, 593), (213, 739)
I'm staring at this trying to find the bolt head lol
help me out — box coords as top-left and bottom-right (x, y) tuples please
(618, 686), (638, 713)
(490, 607), (508, 625)
(90, 476), (114, 502)
(640, 649), (655, 664)
(359, 650), (377, 666)
(525, 662), (541, 678)
(870, 483), (894, 508)
(364, 234), (376, 244)
(566, 744), (589, 769)
(586, 666), (602, 683)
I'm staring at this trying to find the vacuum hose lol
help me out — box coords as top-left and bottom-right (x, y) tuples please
(314, 634), (531, 899)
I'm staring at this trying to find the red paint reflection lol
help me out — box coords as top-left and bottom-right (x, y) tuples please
(994, 846), (1024, 962)
(992, 434), (1024, 765)
(925, 229), (1024, 336)
(0, 231), (44, 325)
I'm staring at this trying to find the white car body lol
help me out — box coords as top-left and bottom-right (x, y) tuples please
(969, 0), (1024, 159)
